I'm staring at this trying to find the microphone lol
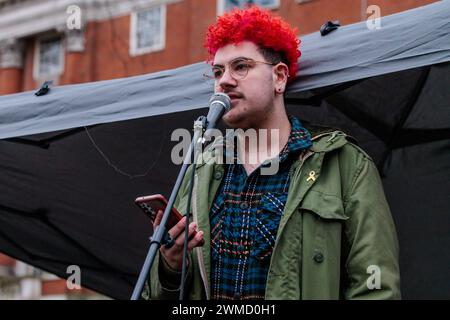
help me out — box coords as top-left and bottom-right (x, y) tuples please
(206, 93), (231, 130)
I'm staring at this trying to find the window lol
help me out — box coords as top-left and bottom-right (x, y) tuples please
(218, 0), (280, 14)
(130, 5), (166, 56)
(34, 37), (64, 79)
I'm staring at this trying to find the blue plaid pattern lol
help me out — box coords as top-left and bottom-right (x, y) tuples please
(210, 116), (312, 300)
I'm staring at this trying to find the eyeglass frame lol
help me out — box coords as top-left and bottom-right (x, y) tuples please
(203, 57), (282, 82)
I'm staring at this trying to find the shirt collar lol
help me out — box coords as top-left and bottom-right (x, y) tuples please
(222, 116), (312, 166)
(277, 116), (312, 163)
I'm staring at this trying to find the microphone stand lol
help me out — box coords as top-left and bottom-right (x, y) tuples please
(130, 116), (207, 300)
(179, 117), (205, 300)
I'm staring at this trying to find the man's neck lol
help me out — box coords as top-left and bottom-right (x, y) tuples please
(237, 109), (291, 175)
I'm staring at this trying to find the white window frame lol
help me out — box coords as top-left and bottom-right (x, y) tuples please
(217, 0), (280, 16)
(33, 36), (64, 81)
(130, 4), (166, 56)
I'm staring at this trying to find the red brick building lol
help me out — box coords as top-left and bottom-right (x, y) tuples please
(0, 0), (438, 299)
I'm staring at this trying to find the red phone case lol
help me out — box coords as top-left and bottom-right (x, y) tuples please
(135, 194), (184, 230)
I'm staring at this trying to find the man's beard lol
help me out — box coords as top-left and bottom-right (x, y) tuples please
(222, 101), (273, 130)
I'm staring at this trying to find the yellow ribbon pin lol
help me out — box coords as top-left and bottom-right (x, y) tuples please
(306, 171), (316, 182)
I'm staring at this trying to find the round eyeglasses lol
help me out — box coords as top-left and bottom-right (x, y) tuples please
(203, 57), (278, 81)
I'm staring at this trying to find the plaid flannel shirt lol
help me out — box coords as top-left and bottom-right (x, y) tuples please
(210, 116), (312, 300)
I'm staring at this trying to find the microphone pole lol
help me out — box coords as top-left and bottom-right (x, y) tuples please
(131, 93), (231, 300)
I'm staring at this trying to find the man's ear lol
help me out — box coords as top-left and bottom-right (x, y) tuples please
(273, 63), (289, 93)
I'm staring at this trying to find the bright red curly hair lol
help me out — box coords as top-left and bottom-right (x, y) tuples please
(205, 6), (301, 79)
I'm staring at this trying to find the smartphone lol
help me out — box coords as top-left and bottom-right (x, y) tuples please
(135, 194), (184, 230)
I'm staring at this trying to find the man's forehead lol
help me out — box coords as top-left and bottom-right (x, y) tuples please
(213, 41), (262, 64)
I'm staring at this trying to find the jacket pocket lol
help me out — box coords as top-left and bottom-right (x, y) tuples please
(299, 190), (348, 221)
(298, 190), (347, 274)
(251, 192), (287, 261)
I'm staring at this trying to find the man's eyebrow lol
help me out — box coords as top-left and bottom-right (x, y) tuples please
(213, 56), (250, 67)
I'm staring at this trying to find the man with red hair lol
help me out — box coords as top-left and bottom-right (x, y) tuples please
(144, 6), (400, 300)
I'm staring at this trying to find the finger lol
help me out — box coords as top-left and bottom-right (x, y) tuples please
(160, 228), (202, 269)
(159, 224), (194, 266)
(153, 209), (164, 228)
(159, 217), (188, 256)
(167, 216), (189, 239)
(188, 231), (205, 250)
(174, 222), (197, 247)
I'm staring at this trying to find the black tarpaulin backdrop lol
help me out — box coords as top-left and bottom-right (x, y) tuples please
(0, 2), (449, 299)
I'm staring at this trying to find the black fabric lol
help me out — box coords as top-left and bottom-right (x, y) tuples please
(0, 110), (207, 299)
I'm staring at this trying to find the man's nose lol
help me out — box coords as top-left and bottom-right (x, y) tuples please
(216, 68), (237, 92)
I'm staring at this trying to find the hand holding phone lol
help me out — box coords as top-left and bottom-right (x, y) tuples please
(134, 193), (205, 271)
(135, 194), (184, 230)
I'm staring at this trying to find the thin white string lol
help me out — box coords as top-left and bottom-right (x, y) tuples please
(83, 121), (167, 179)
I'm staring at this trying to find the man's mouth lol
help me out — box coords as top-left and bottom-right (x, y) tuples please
(227, 93), (243, 103)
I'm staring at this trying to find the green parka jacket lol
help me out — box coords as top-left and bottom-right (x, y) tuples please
(143, 125), (401, 300)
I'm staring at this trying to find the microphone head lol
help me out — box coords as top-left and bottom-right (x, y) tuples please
(209, 93), (231, 112)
